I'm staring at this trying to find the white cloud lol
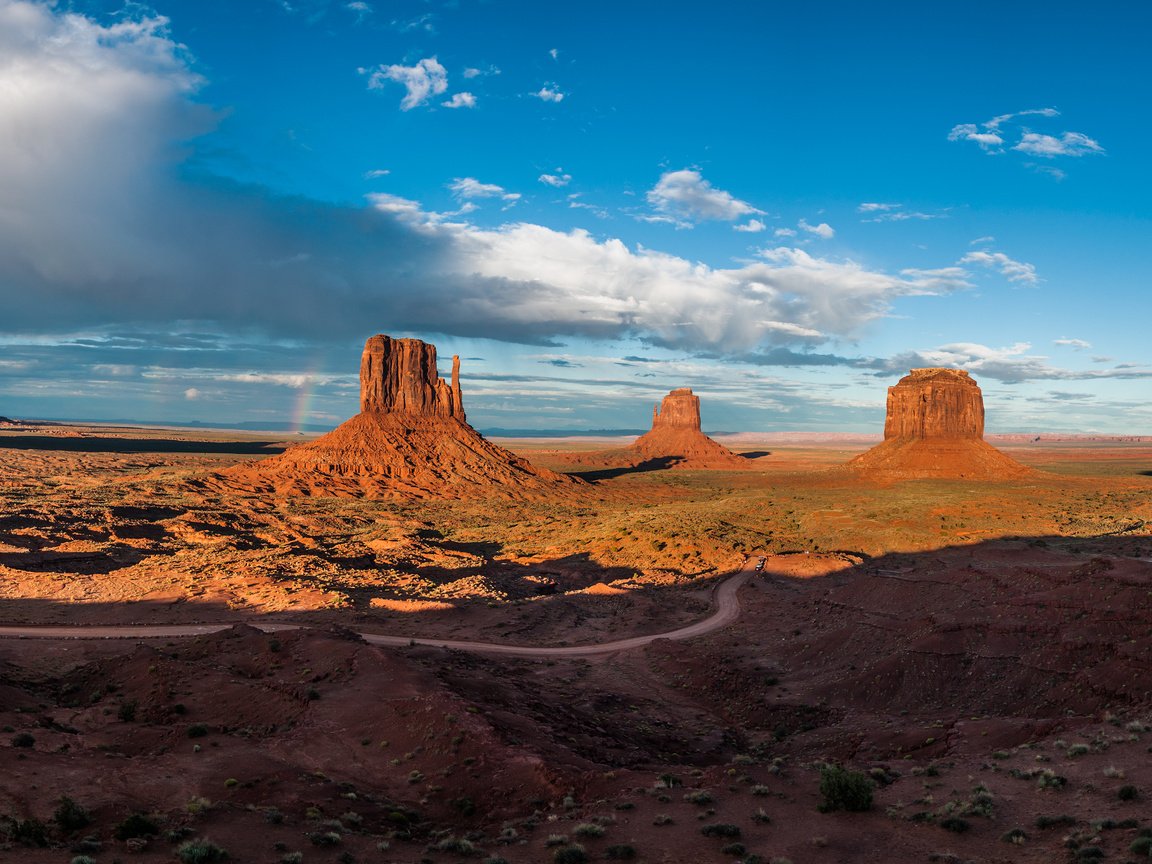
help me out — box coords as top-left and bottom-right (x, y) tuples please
(949, 108), (1102, 165)
(184, 387), (201, 400)
(442, 91), (476, 109)
(798, 219), (835, 239)
(947, 124), (1005, 151)
(362, 57), (447, 110)
(646, 170), (762, 224)
(733, 219), (766, 233)
(1054, 338), (1091, 350)
(448, 177), (520, 203)
(534, 84), (565, 102)
(959, 250), (1039, 285)
(463, 65), (500, 79)
(857, 202), (900, 212)
(888, 342), (1152, 384)
(549, 48), (559, 60)
(970, 235), (995, 245)
(539, 172), (572, 187)
(363, 168), (390, 179)
(774, 227), (797, 238)
(345, 1), (371, 21)
(566, 194), (609, 219)
(1014, 131), (1103, 158)
(0, 1), (974, 360)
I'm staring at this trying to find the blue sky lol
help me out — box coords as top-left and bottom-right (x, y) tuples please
(0, 0), (1149, 432)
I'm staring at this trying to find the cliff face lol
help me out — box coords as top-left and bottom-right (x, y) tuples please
(883, 368), (983, 440)
(359, 335), (464, 420)
(217, 334), (576, 499)
(651, 388), (702, 431)
(849, 368), (1027, 480)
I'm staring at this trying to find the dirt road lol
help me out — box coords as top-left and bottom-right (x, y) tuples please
(0, 565), (754, 657)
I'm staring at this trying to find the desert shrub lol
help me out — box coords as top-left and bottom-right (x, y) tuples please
(721, 842), (747, 855)
(6, 817), (48, 846)
(606, 845), (636, 860)
(1067, 743), (1090, 757)
(1035, 814), (1076, 829)
(54, 796), (92, 832)
(701, 823), (741, 838)
(432, 836), (477, 854)
(309, 830), (342, 846)
(573, 823), (605, 838)
(683, 790), (713, 805)
(553, 844), (588, 864)
(1036, 770), (1067, 789)
(10, 732), (35, 748)
(114, 812), (159, 840)
(70, 857), (97, 864)
(751, 785), (771, 796)
(1075, 847), (1104, 861)
(483, 858), (509, 864)
(187, 723), (209, 738)
(653, 814), (672, 826)
(176, 838), (229, 863)
(817, 764), (873, 813)
(118, 700), (138, 722)
(752, 808), (771, 825)
(1001, 827), (1027, 844)
(545, 834), (568, 846)
(940, 817), (969, 833)
(1119, 784), (1141, 801)
(1130, 836), (1152, 856)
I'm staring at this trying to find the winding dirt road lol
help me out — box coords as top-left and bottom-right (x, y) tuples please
(0, 565), (754, 657)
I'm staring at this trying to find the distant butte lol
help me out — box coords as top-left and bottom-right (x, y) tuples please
(214, 335), (579, 499)
(848, 367), (1029, 480)
(628, 388), (748, 468)
(569, 387), (750, 472)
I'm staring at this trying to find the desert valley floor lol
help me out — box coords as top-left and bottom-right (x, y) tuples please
(1, 424), (1151, 863)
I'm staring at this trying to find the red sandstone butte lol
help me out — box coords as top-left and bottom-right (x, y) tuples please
(849, 368), (1028, 480)
(628, 388), (748, 468)
(217, 335), (578, 499)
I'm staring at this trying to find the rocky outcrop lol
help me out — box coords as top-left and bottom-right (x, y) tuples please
(849, 368), (1028, 480)
(569, 388), (750, 471)
(650, 388), (702, 431)
(883, 368), (983, 440)
(359, 335), (464, 419)
(216, 335), (578, 499)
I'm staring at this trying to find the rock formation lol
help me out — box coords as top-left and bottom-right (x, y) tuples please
(849, 368), (1028, 480)
(216, 335), (579, 499)
(568, 388), (749, 471)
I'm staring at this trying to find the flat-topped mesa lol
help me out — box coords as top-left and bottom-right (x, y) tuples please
(651, 388), (702, 431)
(848, 367), (1028, 480)
(360, 335), (464, 420)
(884, 368), (983, 440)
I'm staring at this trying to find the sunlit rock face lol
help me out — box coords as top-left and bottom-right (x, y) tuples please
(883, 368), (984, 441)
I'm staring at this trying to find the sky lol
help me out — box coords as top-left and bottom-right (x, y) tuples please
(1, 0), (1149, 434)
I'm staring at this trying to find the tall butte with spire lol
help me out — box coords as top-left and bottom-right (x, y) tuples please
(848, 368), (1028, 479)
(626, 387), (748, 468)
(218, 335), (578, 499)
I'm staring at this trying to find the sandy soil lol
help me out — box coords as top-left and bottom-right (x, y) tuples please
(1, 424), (1151, 862)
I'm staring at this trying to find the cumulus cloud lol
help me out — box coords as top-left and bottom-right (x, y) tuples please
(463, 65), (500, 79)
(361, 57), (446, 110)
(1054, 338), (1091, 350)
(949, 107), (1103, 165)
(881, 342), (1152, 384)
(774, 227), (797, 238)
(448, 177), (520, 203)
(539, 172), (572, 187)
(733, 219), (766, 233)
(0, 0), (972, 363)
(959, 250), (1039, 285)
(534, 84), (565, 102)
(1014, 131), (1103, 158)
(442, 92), (476, 109)
(646, 170), (762, 224)
(798, 219), (835, 239)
